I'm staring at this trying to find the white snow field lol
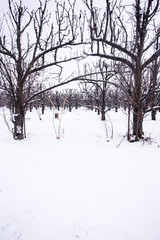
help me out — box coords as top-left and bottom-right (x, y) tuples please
(0, 107), (160, 240)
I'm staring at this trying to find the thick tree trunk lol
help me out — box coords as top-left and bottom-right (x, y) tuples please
(13, 101), (25, 140)
(132, 59), (144, 141)
(101, 109), (105, 121)
(133, 106), (143, 141)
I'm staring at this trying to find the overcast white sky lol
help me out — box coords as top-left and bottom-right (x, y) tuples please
(0, 0), (159, 90)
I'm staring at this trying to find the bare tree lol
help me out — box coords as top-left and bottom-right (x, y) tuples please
(83, 0), (160, 141)
(0, 0), (80, 139)
(80, 60), (116, 120)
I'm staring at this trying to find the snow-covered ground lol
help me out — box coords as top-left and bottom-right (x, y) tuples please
(0, 107), (160, 240)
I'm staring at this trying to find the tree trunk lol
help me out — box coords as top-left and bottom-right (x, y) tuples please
(13, 101), (25, 140)
(41, 103), (45, 114)
(101, 89), (106, 121)
(69, 103), (72, 112)
(151, 109), (156, 120)
(127, 103), (131, 141)
(101, 108), (105, 121)
(132, 59), (144, 141)
(133, 106), (143, 141)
